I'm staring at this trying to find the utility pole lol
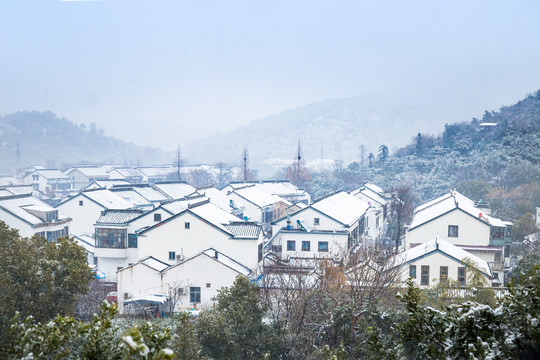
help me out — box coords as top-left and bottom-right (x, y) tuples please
(296, 140), (302, 186)
(242, 148), (248, 182)
(175, 145), (182, 181)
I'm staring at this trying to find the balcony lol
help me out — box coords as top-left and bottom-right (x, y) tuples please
(488, 261), (504, 272)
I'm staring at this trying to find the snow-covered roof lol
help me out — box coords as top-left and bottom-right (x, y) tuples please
(394, 236), (492, 276)
(409, 191), (507, 230)
(197, 187), (240, 213)
(0, 177), (21, 186)
(109, 167), (143, 178)
(153, 182), (197, 200)
(67, 167), (110, 178)
(72, 234), (95, 253)
(3, 186), (34, 196)
(86, 180), (131, 190)
(189, 202), (241, 234)
(0, 195), (70, 226)
(350, 183), (388, 206)
(141, 256), (170, 272)
(137, 166), (176, 177)
(96, 209), (145, 225)
(32, 169), (71, 180)
(161, 196), (208, 215)
(201, 248), (252, 276)
(223, 222), (261, 238)
(59, 189), (135, 210)
(231, 186), (290, 208)
(311, 191), (369, 227)
(110, 189), (154, 208)
(129, 185), (170, 202)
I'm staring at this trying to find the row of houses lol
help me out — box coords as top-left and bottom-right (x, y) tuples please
(0, 172), (516, 313)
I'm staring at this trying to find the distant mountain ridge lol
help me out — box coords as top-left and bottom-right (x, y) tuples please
(0, 111), (168, 174)
(184, 97), (451, 172)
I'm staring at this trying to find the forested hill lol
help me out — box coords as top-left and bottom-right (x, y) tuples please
(313, 90), (540, 219)
(0, 112), (168, 173)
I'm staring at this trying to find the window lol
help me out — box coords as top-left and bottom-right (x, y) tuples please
(287, 240), (295, 251)
(154, 213), (162, 222)
(491, 227), (504, 239)
(504, 245), (510, 258)
(421, 265), (429, 285)
(169, 251), (176, 260)
(409, 265), (416, 278)
(302, 241), (311, 251)
(448, 225), (459, 238)
(128, 234), (138, 248)
(206, 283), (211, 288)
(314, 218), (320, 226)
(190, 287), (201, 303)
(184, 222), (190, 229)
(318, 241), (329, 252)
(440, 266), (448, 282)
(96, 228), (127, 248)
(32, 175), (39, 181)
(79, 200), (84, 206)
(458, 267), (466, 286)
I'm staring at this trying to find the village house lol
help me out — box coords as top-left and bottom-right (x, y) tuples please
(223, 180), (311, 205)
(55, 188), (136, 235)
(271, 190), (370, 252)
(349, 182), (389, 242)
(23, 169), (73, 195)
(137, 200), (264, 269)
(226, 185), (291, 227)
(405, 190), (512, 283)
(66, 166), (112, 189)
(0, 193), (71, 240)
(117, 249), (252, 313)
(392, 236), (493, 288)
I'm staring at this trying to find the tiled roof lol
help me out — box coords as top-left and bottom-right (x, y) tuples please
(96, 209), (145, 225)
(224, 222), (261, 238)
(153, 182), (197, 200)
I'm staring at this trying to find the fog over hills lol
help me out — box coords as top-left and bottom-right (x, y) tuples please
(184, 96), (453, 172)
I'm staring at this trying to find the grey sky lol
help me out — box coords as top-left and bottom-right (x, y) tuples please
(1, 0), (539, 150)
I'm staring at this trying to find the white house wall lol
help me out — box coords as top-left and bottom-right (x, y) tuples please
(273, 231), (349, 260)
(228, 193), (261, 222)
(117, 264), (163, 312)
(0, 208), (34, 237)
(399, 251), (490, 288)
(406, 209), (490, 249)
(56, 195), (104, 235)
(138, 212), (261, 269)
(273, 207), (345, 234)
(160, 254), (245, 310)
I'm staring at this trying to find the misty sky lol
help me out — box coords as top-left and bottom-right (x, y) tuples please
(1, 0), (540, 150)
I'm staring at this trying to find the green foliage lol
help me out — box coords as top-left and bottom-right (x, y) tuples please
(5, 302), (174, 360)
(197, 276), (271, 359)
(0, 222), (93, 354)
(171, 312), (203, 360)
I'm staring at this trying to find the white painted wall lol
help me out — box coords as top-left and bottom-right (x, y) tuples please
(160, 254), (245, 310)
(272, 230), (349, 260)
(138, 211), (261, 269)
(272, 207), (345, 234)
(397, 251), (491, 288)
(96, 248), (139, 282)
(406, 209), (491, 249)
(56, 194), (104, 235)
(228, 192), (262, 222)
(117, 263), (163, 311)
(0, 208), (70, 239)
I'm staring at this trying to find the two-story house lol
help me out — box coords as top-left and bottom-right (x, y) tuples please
(0, 193), (71, 240)
(405, 190), (512, 283)
(23, 169), (73, 195)
(55, 188), (136, 235)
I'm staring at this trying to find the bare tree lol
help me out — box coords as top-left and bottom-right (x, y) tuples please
(386, 183), (419, 253)
(358, 145), (366, 167)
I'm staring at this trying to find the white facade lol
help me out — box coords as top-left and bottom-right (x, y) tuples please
(23, 170), (73, 195)
(0, 194), (71, 240)
(393, 237), (492, 288)
(55, 189), (134, 235)
(118, 251), (251, 313)
(270, 229), (349, 260)
(138, 208), (263, 269)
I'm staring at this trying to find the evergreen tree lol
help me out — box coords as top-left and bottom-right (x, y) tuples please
(415, 133), (424, 156)
(368, 153), (374, 168)
(378, 145), (389, 163)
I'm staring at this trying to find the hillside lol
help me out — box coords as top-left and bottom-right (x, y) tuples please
(310, 90), (540, 219)
(0, 111), (169, 174)
(184, 97), (450, 173)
